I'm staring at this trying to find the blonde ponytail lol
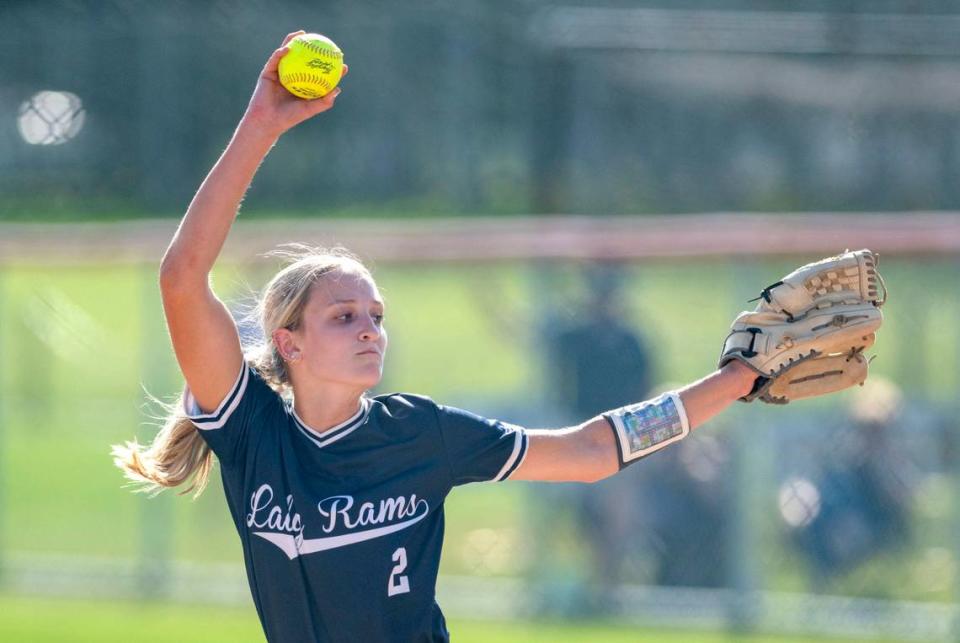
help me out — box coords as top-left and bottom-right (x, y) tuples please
(111, 394), (215, 499)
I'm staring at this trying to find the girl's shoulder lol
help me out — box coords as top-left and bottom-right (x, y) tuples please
(369, 392), (439, 415)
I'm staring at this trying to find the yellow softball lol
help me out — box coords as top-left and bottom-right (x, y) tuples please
(278, 33), (344, 99)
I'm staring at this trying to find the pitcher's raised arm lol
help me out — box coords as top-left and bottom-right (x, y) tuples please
(158, 31), (346, 412)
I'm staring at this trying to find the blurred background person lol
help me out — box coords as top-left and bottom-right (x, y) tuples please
(522, 263), (736, 615)
(780, 378), (916, 590)
(543, 264), (654, 609)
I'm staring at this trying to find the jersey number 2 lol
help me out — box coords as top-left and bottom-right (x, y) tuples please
(388, 547), (411, 597)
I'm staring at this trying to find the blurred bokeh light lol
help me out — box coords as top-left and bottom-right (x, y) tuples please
(17, 90), (85, 145)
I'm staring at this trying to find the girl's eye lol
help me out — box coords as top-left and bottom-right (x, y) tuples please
(335, 311), (383, 324)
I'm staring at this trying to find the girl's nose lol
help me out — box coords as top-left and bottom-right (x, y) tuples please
(359, 316), (381, 341)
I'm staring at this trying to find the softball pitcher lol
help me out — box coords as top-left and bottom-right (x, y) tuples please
(113, 31), (885, 643)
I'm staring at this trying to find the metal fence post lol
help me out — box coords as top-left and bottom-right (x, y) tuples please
(727, 258), (764, 633)
(950, 256), (960, 642)
(0, 267), (5, 588)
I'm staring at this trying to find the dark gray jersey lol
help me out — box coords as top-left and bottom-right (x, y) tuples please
(185, 365), (528, 643)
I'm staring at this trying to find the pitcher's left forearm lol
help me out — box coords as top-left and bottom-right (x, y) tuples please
(510, 361), (756, 483)
(678, 360), (757, 431)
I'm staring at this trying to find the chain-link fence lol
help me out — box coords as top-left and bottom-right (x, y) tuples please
(0, 218), (958, 639)
(6, 1), (960, 217)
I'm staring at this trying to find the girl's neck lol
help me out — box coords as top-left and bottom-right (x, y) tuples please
(291, 385), (365, 435)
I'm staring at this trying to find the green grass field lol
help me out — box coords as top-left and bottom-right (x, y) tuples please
(0, 594), (913, 643)
(0, 256), (956, 623)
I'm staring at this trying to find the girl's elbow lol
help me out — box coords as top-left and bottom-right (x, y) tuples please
(580, 429), (618, 484)
(581, 467), (614, 484)
(159, 253), (186, 288)
(159, 255), (207, 293)
(574, 452), (615, 484)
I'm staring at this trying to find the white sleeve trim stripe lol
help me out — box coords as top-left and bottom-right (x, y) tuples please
(492, 427), (528, 482)
(183, 365), (249, 431)
(501, 431), (529, 481)
(185, 364), (246, 420)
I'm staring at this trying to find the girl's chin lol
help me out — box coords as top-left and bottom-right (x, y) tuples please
(356, 369), (384, 389)
(308, 365), (383, 390)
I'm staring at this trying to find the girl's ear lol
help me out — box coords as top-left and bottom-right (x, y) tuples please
(272, 328), (301, 361)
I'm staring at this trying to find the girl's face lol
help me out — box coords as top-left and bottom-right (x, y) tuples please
(287, 269), (387, 391)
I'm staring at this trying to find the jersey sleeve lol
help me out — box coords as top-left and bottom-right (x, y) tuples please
(182, 363), (283, 466)
(435, 404), (529, 485)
